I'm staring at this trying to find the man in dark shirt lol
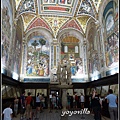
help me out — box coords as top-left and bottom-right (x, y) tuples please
(20, 91), (26, 119)
(92, 90), (102, 120)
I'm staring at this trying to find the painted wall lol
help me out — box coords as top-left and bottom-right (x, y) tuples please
(103, 1), (119, 75)
(1, 0), (13, 75)
(25, 36), (50, 77)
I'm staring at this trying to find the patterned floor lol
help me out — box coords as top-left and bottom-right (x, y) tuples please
(12, 109), (110, 120)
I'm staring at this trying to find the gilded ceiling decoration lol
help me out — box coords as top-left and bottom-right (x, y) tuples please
(60, 19), (83, 33)
(76, 15), (90, 33)
(21, 13), (36, 30)
(77, 0), (95, 17)
(15, 0), (101, 34)
(92, 0), (102, 13)
(26, 17), (52, 32)
(39, 0), (78, 17)
(17, 0), (36, 15)
(15, 0), (21, 10)
(43, 16), (69, 38)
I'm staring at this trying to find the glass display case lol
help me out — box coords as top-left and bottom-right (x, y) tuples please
(36, 89), (47, 96)
(74, 89), (84, 96)
(11, 87), (17, 97)
(25, 89), (35, 96)
(6, 85), (14, 98)
(16, 88), (21, 97)
(96, 86), (101, 95)
(86, 88), (90, 95)
(110, 84), (118, 95)
(2, 85), (7, 98)
(67, 89), (73, 96)
(89, 88), (94, 95)
(101, 85), (109, 97)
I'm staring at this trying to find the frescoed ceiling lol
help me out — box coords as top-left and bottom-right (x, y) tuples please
(15, 0), (102, 36)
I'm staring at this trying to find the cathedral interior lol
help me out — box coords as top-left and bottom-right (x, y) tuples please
(1, 0), (119, 120)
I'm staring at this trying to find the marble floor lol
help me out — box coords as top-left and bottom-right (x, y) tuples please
(12, 109), (110, 120)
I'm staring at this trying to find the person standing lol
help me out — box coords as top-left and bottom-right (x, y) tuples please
(79, 93), (85, 109)
(105, 89), (118, 120)
(25, 92), (33, 120)
(14, 96), (19, 117)
(91, 90), (102, 120)
(20, 91), (26, 119)
(2, 102), (13, 120)
(35, 93), (41, 117)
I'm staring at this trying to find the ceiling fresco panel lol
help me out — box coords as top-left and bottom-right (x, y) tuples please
(77, 0), (95, 17)
(92, 0), (102, 13)
(18, 0), (36, 15)
(43, 17), (69, 38)
(60, 19), (83, 33)
(76, 15), (90, 33)
(39, 0), (78, 17)
(22, 13), (36, 31)
(27, 17), (52, 32)
(15, 0), (21, 10)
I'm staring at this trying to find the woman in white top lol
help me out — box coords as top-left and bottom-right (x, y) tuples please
(79, 93), (85, 109)
(35, 93), (41, 117)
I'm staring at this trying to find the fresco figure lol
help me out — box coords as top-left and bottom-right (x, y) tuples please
(71, 63), (76, 75)
(38, 63), (44, 76)
(27, 63), (32, 75)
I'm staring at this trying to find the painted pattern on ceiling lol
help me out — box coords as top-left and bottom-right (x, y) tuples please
(43, 16), (69, 38)
(15, 0), (21, 10)
(77, 0), (95, 17)
(18, 0), (36, 15)
(76, 16), (90, 33)
(39, 0), (78, 16)
(15, 0), (102, 33)
(92, 0), (102, 13)
(21, 13), (36, 30)
(60, 19), (83, 33)
(27, 17), (52, 32)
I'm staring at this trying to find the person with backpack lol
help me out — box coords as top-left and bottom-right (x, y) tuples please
(25, 92), (33, 120)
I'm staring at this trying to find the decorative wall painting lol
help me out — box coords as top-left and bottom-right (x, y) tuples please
(2, 0), (12, 69)
(26, 36), (50, 77)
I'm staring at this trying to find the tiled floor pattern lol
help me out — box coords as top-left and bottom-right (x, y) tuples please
(12, 109), (110, 120)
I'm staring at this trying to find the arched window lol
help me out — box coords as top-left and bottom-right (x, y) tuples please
(75, 46), (78, 53)
(64, 46), (68, 53)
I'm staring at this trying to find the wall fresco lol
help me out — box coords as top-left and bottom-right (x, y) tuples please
(1, 0), (12, 69)
(104, 1), (119, 68)
(26, 36), (50, 77)
(61, 41), (84, 77)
